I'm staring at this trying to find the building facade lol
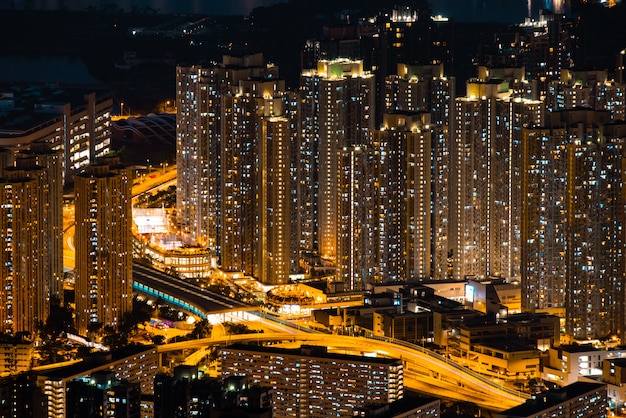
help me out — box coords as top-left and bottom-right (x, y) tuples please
(372, 113), (433, 282)
(74, 157), (132, 335)
(220, 344), (403, 418)
(522, 110), (626, 340)
(300, 59), (375, 263)
(453, 80), (543, 281)
(0, 146), (63, 334)
(175, 54), (279, 251)
(0, 86), (112, 184)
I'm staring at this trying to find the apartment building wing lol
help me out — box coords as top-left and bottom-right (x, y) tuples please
(496, 381), (608, 418)
(36, 345), (158, 418)
(0, 84), (113, 184)
(354, 395), (440, 418)
(220, 343), (403, 417)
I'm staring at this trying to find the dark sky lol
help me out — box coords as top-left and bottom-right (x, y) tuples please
(3, 0), (284, 15)
(2, 0), (572, 22)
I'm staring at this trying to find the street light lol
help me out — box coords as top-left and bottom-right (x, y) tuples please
(120, 102), (124, 116)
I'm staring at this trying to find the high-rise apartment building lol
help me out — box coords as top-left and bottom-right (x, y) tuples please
(219, 91), (261, 277)
(337, 144), (377, 289)
(220, 80), (298, 284)
(376, 4), (454, 123)
(546, 69), (626, 121)
(220, 344), (403, 418)
(74, 157), (132, 335)
(66, 371), (141, 418)
(176, 54), (278, 251)
(480, 10), (578, 97)
(300, 59), (375, 262)
(22, 144), (65, 306)
(522, 109), (626, 340)
(0, 145), (63, 334)
(259, 117), (293, 285)
(384, 63), (455, 125)
(177, 54), (300, 284)
(372, 113), (433, 282)
(521, 125), (568, 317)
(384, 63), (456, 280)
(454, 80), (543, 281)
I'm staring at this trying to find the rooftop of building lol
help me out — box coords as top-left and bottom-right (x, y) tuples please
(457, 315), (502, 327)
(0, 110), (59, 136)
(222, 343), (401, 366)
(111, 113), (175, 145)
(556, 343), (600, 353)
(605, 357), (626, 367)
(499, 382), (606, 416)
(0, 332), (34, 345)
(506, 312), (559, 324)
(370, 282), (469, 312)
(479, 340), (539, 353)
(0, 83), (112, 136)
(468, 77), (508, 85)
(357, 394), (439, 416)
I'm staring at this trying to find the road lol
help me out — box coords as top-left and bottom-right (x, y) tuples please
(63, 202), (76, 272)
(131, 264), (528, 411)
(60, 164), (528, 411)
(131, 166), (177, 202)
(157, 332), (529, 412)
(63, 166), (178, 272)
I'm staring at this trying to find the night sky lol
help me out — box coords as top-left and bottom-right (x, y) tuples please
(1, 0), (575, 22)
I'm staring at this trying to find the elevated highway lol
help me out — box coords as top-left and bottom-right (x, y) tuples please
(134, 263), (530, 411)
(131, 166), (177, 198)
(133, 264), (530, 410)
(157, 332), (530, 411)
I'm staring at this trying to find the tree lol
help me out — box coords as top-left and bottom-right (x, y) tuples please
(151, 335), (166, 345)
(41, 297), (76, 339)
(189, 319), (212, 339)
(223, 322), (262, 335)
(103, 331), (129, 350)
(441, 400), (482, 418)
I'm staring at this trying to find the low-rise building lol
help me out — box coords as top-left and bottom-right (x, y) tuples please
(470, 341), (541, 379)
(447, 315), (555, 380)
(603, 357), (626, 415)
(507, 313), (560, 349)
(543, 344), (608, 387)
(0, 335), (34, 374)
